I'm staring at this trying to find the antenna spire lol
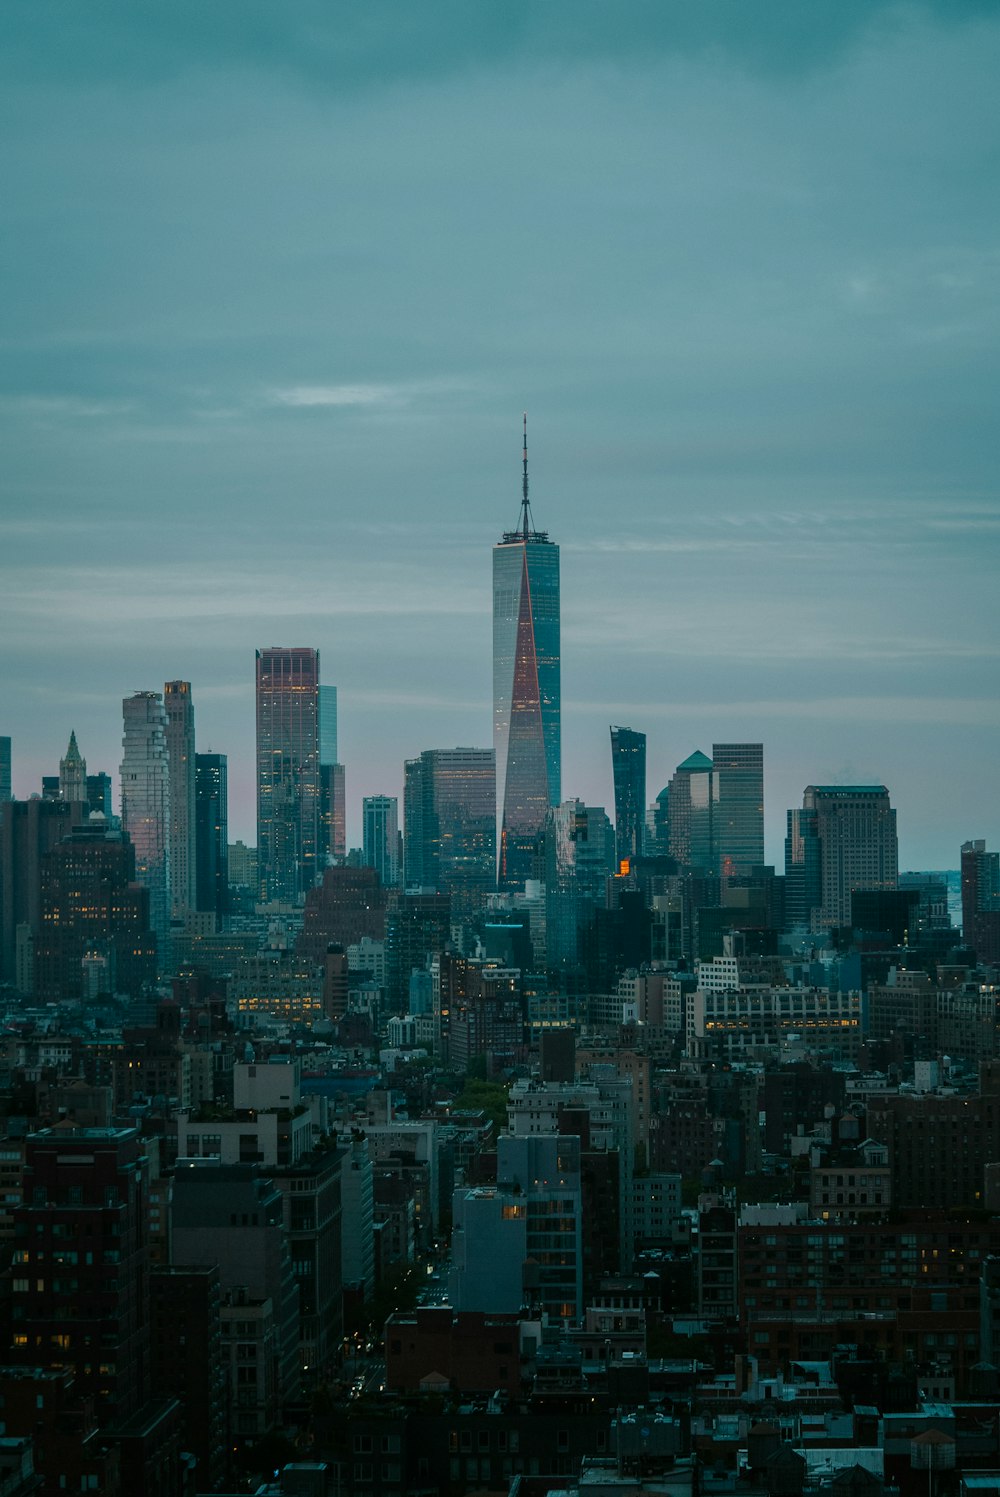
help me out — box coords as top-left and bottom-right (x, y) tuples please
(521, 412), (529, 538)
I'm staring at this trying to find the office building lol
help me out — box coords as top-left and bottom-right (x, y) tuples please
(363, 793), (400, 887)
(120, 691), (172, 959)
(784, 806), (821, 928)
(542, 799), (616, 970)
(35, 818), (157, 1000)
(404, 748), (496, 914)
(790, 784), (899, 930)
(318, 683), (346, 867)
(713, 741), (764, 877)
(255, 646), (321, 901)
(320, 760), (346, 865)
(667, 750), (718, 872)
(86, 771), (113, 818)
(0, 736), (10, 804)
(493, 417), (560, 887)
(0, 796), (84, 987)
(164, 680), (197, 914)
(610, 725), (646, 870)
(319, 683), (338, 766)
(58, 729), (86, 803)
(962, 840), (1000, 965)
(195, 751), (228, 924)
(171, 1164), (301, 1408)
(10, 1127), (151, 1421)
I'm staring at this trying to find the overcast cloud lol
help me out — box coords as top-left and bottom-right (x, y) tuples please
(1, 1), (998, 866)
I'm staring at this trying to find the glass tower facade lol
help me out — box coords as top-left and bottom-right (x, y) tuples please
(195, 752), (228, 924)
(713, 741), (764, 878)
(493, 424), (560, 888)
(403, 748), (496, 914)
(255, 647), (321, 901)
(120, 690), (171, 963)
(610, 725), (646, 870)
(164, 680), (197, 914)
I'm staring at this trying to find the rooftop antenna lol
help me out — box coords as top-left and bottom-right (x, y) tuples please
(521, 411), (530, 538)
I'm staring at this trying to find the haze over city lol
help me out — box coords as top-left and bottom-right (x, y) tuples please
(2, 1), (998, 867)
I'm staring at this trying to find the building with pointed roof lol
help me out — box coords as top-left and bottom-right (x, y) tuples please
(493, 416), (560, 888)
(58, 730), (86, 803)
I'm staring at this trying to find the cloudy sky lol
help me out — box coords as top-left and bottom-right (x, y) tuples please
(2, 1), (997, 868)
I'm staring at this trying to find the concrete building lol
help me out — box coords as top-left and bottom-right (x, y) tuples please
(793, 785), (898, 930)
(171, 1164), (300, 1407)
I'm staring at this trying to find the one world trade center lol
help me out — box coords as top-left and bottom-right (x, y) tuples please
(493, 418), (561, 888)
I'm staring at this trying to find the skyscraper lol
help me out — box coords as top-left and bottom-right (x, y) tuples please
(0, 736), (10, 804)
(404, 748), (496, 914)
(542, 799), (616, 969)
(610, 726), (646, 870)
(317, 683), (346, 866)
(35, 819), (157, 999)
(713, 742), (764, 877)
(120, 690), (171, 961)
(164, 680), (197, 914)
(493, 417), (560, 888)
(255, 647), (321, 901)
(667, 751), (718, 872)
(195, 752), (229, 925)
(363, 794), (400, 887)
(58, 730), (86, 803)
(791, 784), (898, 930)
(961, 839), (1000, 964)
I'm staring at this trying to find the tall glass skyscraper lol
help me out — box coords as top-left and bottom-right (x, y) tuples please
(256, 647), (321, 901)
(165, 680), (197, 914)
(363, 794), (400, 887)
(195, 752), (228, 924)
(610, 726), (646, 870)
(120, 690), (171, 963)
(713, 742), (764, 878)
(403, 748), (495, 913)
(493, 419), (560, 888)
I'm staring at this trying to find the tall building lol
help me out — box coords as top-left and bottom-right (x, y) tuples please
(320, 761), (346, 866)
(493, 417), (560, 888)
(542, 799), (616, 970)
(319, 684), (338, 766)
(784, 807), (821, 928)
(164, 680), (197, 914)
(610, 726), (646, 870)
(713, 742), (764, 877)
(961, 840), (1000, 965)
(318, 683), (346, 867)
(120, 691), (171, 960)
(195, 752), (229, 925)
(0, 736), (10, 804)
(58, 730), (86, 803)
(363, 794), (400, 887)
(255, 647), (321, 901)
(403, 748), (496, 913)
(35, 818), (157, 999)
(86, 771), (113, 818)
(10, 1127), (151, 1421)
(668, 750), (718, 872)
(0, 797), (85, 987)
(790, 785), (899, 930)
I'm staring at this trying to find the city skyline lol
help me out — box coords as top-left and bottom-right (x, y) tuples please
(1, 3), (998, 870)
